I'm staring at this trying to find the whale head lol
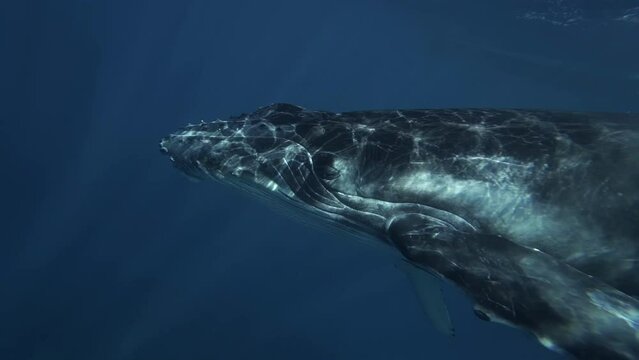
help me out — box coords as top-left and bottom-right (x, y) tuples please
(159, 103), (379, 232)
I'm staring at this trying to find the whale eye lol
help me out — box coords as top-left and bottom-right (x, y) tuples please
(312, 152), (340, 181)
(473, 308), (491, 322)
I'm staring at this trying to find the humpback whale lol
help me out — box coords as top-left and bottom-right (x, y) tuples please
(160, 103), (639, 359)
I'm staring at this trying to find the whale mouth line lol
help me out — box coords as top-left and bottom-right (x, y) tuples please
(331, 190), (478, 233)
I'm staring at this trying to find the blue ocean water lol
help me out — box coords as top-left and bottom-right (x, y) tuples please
(2, 0), (638, 359)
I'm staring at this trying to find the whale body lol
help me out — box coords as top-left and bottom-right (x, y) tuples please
(160, 103), (639, 359)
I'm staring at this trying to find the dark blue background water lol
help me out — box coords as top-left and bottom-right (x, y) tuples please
(2, 1), (638, 359)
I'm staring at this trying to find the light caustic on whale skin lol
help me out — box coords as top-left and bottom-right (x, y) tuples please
(161, 103), (639, 360)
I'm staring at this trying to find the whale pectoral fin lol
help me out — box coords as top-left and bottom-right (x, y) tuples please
(397, 260), (455, 337)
